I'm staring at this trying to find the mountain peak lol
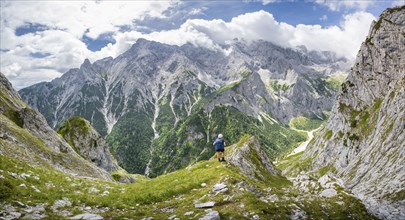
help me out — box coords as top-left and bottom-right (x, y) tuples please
(79, 58), (92, 70)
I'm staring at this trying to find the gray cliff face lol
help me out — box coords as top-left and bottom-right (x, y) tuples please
(0, 72), (112, 181)
(19, 39), (348, 174)
(57, 117), (121, 172)
(204, 72), (273, 120)
(305, 6), (405, 219)
(0, 72), (25, 111)
(18, 107), (75, 154)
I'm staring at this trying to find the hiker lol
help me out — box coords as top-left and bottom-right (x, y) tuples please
(213, 134), (226, 162)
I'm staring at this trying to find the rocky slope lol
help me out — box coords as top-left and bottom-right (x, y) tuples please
(19, 39), (347, 176)
(305, 6), (405, 219)
(0, 72), (112, 181)
(57, 116), (121, 172)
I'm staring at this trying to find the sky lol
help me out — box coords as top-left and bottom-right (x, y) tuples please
(1, 0), (404, 90)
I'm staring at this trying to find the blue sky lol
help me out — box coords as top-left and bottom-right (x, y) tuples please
(0, 0), (403, 89)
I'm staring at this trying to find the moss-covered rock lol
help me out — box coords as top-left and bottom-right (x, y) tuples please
(58, 116), (121, 172)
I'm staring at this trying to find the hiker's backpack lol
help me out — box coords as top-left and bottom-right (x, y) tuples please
(214, 139), (225, 150)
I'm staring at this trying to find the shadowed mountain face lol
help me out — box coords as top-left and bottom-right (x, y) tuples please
(305, 6), (405, 219)
(19, 39), (348, 176)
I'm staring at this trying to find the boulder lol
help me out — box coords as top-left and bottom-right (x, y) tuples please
(70, 213), (103, 220)
(319, 189), (337, 198)
(212, 183), (228, 193)
(199, 209), (220, 220)
(195, 202), (215, 208)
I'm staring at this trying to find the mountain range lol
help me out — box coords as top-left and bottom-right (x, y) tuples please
(19, 38), (348, 176)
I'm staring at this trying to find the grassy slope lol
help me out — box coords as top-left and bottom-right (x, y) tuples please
(1, 136), (375, 219)
(289, 116), (324, 131)
(0, 115), (109, 180)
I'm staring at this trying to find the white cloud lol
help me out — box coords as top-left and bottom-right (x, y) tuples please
(188, 7), (207, 16)
(314, 0), (375, 11)
(320, 15), (328, 21)
(290, 12), (375, 59)
(107, 10), (373, 59)
(391, 0), (405, 7)
(1, 1), (172, 40)
(1, 2), (376, 90)
(261, 0), (278, 5)
(0, 1), (174, 89)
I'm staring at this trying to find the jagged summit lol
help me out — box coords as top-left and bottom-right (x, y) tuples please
(80, 58), (92, 68)
(305, 6), (405, 219)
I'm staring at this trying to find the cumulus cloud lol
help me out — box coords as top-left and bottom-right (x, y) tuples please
(106, 10), (374, 59)
(0, 1), (173, 89)
(290, 12), (375, 59)
(1, 1), (376, 90)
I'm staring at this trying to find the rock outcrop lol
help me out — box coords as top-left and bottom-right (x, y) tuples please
(226, 136), (280, 180)
(57, 116), (121, 172)
(305, 6), (405, 219)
